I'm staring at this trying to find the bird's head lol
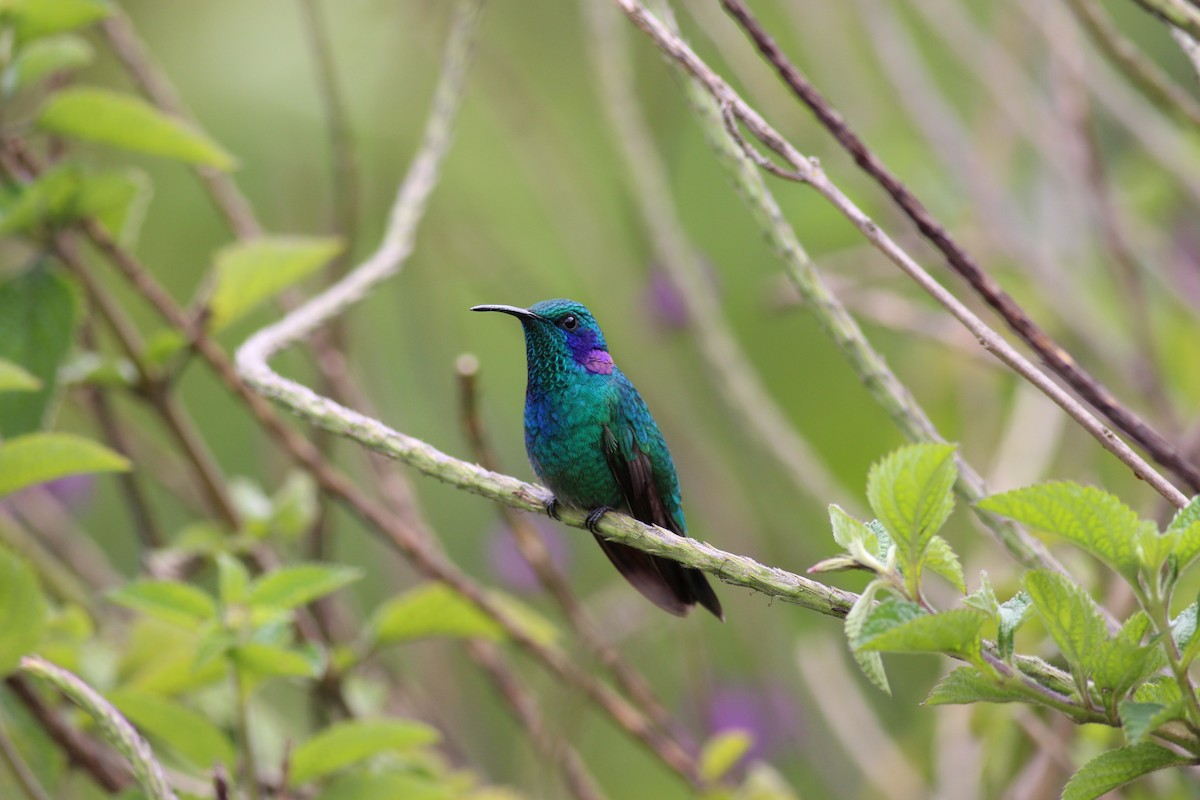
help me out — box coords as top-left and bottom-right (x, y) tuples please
(471, 298), (614, 378)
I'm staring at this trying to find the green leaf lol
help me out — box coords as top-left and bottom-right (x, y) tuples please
(843, 580), (890, 695)
(370, 584), (505, 647)
(963, 571), (999, 617)
(978, 483), (1143, 580)
(77, 168), (153, 247)
(0, 545), (47, 675)
(107, 689), (236, 771)
(313, 772), (452, 800)
(852, 596), (924, 648)
(1171, 599), (1200, 668)
(0, 358), (41, 392)
(1024, 570), (1107, 679)
(269, 471), (318, 539)
(997, 591), (1033, 662)
(1094, 612), (1164, 696)
(1061, 743), (1190, 800)
(216, 554), (250, 607)
(923, 535), (965, 593)
(0, 432), (130, 498)
(1118, 700), (1183, 745)
(699, 730), (753, 783)
(3, 0), (110, 42)
(108, 581), (217, 629)
(38, 88), (235, 169)
(207, 237), (342, 332)
(865, 443), (957, 572)
(4, 33), (93, 91)
(923, 666), (1028, 706)
(0, 267), (79, 436)
(828, 504), (876, 553)
(857, 607), (987, 661)
(289, 719), (441, 785)
(1169, 497), (1200, 574)
(231, 642), (322, 681)
(247, 563), (361, 612)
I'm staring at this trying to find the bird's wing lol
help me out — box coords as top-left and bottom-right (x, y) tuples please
(596, 387), (723, 619)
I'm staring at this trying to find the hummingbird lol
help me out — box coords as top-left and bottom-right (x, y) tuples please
(472, 299), (722, 619)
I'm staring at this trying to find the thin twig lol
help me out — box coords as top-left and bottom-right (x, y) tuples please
(1064, 0), (1200, 127)
(583, 0), (854, 510)
(717, 0), (1200, 495)
(4, 675), (133, 793)
(614, 0), (1189, 512)
(1124, 0), (1200, 41)
(0, 718), (52, 800)
(1172, 25), (1200, 79)
(638, 1), (1074, 581)
(467, 641), (607, 800)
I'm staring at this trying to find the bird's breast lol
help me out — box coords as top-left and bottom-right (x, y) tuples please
(524, 382), (623, 509)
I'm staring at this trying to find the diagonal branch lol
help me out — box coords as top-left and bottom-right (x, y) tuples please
(717, 0), (1200, 495)
(610, 0), (1188, 512)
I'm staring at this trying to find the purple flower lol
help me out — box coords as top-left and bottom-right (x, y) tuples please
(706, 682), (804, 766)
(487, 517), (571, 592)
(1, 474), (96, 514)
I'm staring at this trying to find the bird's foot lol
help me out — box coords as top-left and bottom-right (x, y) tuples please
(544, 497), (561, 520)
(584, 506), (611, 532)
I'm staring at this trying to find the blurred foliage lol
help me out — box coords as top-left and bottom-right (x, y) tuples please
(1, 0), (1199, 798)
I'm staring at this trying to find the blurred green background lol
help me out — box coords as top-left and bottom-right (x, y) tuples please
(11, 0), (1200, 797)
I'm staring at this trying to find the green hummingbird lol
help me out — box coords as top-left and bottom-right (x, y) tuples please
(472, 299), (722, 619)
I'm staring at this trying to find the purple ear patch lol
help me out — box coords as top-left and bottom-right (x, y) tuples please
(583, 349), (614, 374)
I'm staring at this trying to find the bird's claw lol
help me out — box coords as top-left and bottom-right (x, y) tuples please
(544, 497), (561, 520)
(585, 506), (610, 532)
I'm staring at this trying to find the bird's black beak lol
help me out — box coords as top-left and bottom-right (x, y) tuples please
(471, 304), (543, 322)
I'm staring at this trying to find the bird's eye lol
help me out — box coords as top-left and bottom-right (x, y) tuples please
(561, 315), (579, 331)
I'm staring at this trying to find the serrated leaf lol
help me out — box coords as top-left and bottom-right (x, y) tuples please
(216, 554), (250, 607)
(1137, 523), (1175, 575)
(865, 443), (957, 572)
(853, 595), (924, 648)
(963, 571), (999, 617)
(247, 563), (361, 611)
(207, 237), (341, 332)
(858, 607), (987, 661)
(1024, 570), (1107, 678)
(370, 584), (505, 647)
(4, 33), (93, 92)
(1169, 498), (1200, 574)
(38, 88), (235, 169)
(1172, 599), (1200, 668)
(828, 504), (876, 553)
(290, 719), (440, 785)
(107, 689), (236, 771)
(1061, 743), (1190, 800)
(923, 535), (965, 592)
(0, 545), (47, 675)
(1095, 612), (1163, 696)
(843, 580), (890, 695)
(1118, 700), (1183, 745)
(0, 267), (79, 436)
(108, 581), (217, 629)
(979, 483), (1143, 580)
(0, 432), (130, 498)
(0, 358), (41, 392)
(923, 666), (1028, 706)
(313, 772), (451, 800)
(699, 729), (753, 783)
(997, 591), (1033, 661)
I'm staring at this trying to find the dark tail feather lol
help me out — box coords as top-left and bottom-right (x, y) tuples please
(593, 535), (724, 620)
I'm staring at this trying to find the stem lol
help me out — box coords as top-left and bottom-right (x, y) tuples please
(0, 720), (52, 800)
(230, 665), (261, 800)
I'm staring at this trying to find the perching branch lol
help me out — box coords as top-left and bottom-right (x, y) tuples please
(717, 0), (1200, 496)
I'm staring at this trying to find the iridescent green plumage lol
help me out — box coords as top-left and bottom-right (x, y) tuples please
(472, 299), (722, 619)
